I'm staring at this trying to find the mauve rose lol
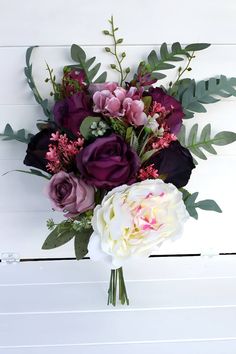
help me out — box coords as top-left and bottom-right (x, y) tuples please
(53, 92), (92, 136)
(76, 134), (141, 189)
(149, 87), (184, 134)
(45, 171), (95, 218)
(122, 97), (147, 126)
(24, 128), (54, 172)
(147, 141), (195, 188)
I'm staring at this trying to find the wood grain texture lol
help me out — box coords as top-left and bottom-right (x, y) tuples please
(0, 0), (236, 46)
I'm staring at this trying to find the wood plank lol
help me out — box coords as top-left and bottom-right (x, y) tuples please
(1, 257), (236, 285)
(0, 0), (236, 45)
(1, 45), (236, 105)
(1, 340), (236, 354)
(1, 277), (236, 313)
(0, 307), (236, 346)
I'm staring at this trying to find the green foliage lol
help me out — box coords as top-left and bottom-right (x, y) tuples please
(109, 118), (127, 137)
(140, 42), (210, 81)
(140, 149), (157, 163)
(0, 124), (33, 143)
(70, 44), (107, 84)
(181, 188), (222, 219)
(24, 46), (53, 120)
(42, 221), (75, 249)
(79, 116), (101, 139)
(125, 127), (139, 151)
(74, 228), (93, 260)
(174, 76), (236, 119)
(178, 123), (236, 161)
(2, 168), (51, 180)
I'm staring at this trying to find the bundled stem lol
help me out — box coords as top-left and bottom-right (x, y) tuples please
(107, 267), (129, 306)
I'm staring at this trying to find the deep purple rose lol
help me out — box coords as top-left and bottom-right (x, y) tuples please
(76, 134), (141, 189)
(53, 92), (92, 136)
(45, 171), (95, 218)
(24, 128), (54, 172)
(147, 141), (195, 188)
(149, 87), (184, 134)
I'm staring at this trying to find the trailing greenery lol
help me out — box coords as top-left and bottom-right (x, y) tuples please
(70, 44), (107, 84)
(174, 76), (236, 119)
(137, 42), (210, 81)
(178, 123), (236, 161)
(2, 168), (51, 180)
(0, 123), (33, 143)
(181, 188), (222, 219)
(24, 46), (53, 120)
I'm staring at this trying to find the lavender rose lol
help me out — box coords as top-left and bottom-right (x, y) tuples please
(76, 134), (141, 189)
(53, 92), (92, 136)
(24, 128), (54, 172)
(45, 171), (95, 218)
(147, 141), (195, 188)
(148, 87), (184, 134)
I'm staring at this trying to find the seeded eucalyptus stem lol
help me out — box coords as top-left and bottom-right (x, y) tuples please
(103, 16), (130, 86)
(107, 267), (129, 306)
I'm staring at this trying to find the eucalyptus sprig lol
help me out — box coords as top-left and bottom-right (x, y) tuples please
(103, 16), (130, 86)
(45, 62), (62, 100)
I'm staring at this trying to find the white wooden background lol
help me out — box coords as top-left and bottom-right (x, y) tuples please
(1, 0), (236, 352)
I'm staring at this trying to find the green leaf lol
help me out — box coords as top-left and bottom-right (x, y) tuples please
(79, 116), (101, 139)
(142, 96), (152, 112)
(94, 71), (107, 83)
(181, 123), (236, 161)
(2, 168), (51, 180)
(185, 43), (211, 51)
(130, 130), (139, 151)
(71, 44), (107, 84)
(0, 123), (33, 143)
(138, 42), (210, 83)
(181, 189), (222, 220)
(213, 131), (236, 146)
(74, 229), (93, 260)
(195, 199), (222, 213)
(125, 127), (133, 144)
(140, 149), (157, 163)
(175, 76), (236, 118)
(24, 47), (52, 120)
(42, 223), (75, 249)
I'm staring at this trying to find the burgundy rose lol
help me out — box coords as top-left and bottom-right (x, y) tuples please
(45, 171), (95, 218)
(53, 92), (92, 136)
(62, 68), (86, 97)
(148, 87), (184, 134)
(147, 141), (195, 188)
(76, 134), (141, 189)
(24, 128), (54, 172)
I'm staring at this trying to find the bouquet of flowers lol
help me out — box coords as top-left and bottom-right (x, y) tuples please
(1, 17), (236, 305)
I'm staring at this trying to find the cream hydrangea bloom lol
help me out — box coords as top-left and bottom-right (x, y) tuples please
(88, 179), (189, 268)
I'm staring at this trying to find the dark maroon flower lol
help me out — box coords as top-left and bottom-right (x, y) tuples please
(24, 128), (54, 172)
(76, 134), (141, 189)
(53, 92), (92, 136)
(147, 140), (195, 188)
(62, 68), (86, 97)
(149, 87), (184, 134)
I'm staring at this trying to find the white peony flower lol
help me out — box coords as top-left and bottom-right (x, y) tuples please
(88, 179), (189, 269)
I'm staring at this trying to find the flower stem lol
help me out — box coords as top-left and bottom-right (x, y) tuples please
(107, 267), (129, 306)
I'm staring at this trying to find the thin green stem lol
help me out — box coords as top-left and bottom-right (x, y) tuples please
(107, 267), (129, 306)
(175, 51), (195, 85)
(110, 16), (124, 85)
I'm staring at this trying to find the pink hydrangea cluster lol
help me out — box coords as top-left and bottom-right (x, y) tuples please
(91, 82), (147, 126)
(46, 131), (84, 173)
